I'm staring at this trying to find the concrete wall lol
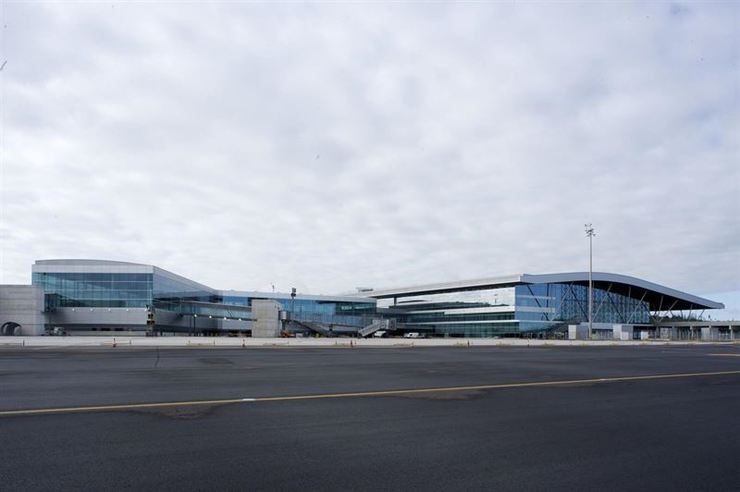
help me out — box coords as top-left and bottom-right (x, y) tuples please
(569, 323), (634, 340)
(46, 308), (222, 334)
(48, 307), (147, 332)
(701, 327), (719, 341)
(0, 285), (46, 335)
(612, 324), (634, 341)
(0, 300), (242, 336)
(3, 336), (732, 348)
(252, 300), (281, 338)
(568, 324), (588, 340)
(154, 310), (218, 333)
(217, 318), (253, 332)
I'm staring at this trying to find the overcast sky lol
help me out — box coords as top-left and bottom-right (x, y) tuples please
(0, 2), (738, 315)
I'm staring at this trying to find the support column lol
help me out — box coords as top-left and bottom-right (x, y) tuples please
(252, 300), (282, 338)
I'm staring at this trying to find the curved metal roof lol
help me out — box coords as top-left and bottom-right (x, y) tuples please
(35, 259), (150, 267)
(521, 272), (723, 311)
(359, 272), (723, 311)
(218, 290), (376, 303)
(33, 259), (214, 292)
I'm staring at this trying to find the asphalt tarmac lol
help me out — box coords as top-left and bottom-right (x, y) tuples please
(1, 345), (738, 491)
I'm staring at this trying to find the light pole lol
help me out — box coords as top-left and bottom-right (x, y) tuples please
(291, 287), (296, 317)
(585, 224), (595, 339)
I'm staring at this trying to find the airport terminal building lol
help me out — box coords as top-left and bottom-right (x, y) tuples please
(356, 273), (728, 339)
(1, 259), (376, 337)
(0, 259), (732, 340)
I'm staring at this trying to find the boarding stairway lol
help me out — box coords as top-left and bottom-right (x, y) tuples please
(358, 319), (389, 338)
(288, 319), (336, 337)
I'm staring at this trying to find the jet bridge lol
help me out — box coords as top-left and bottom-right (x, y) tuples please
(154, 300), (253, 321)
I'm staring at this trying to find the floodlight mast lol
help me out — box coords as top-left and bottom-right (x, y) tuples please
(585, 224), (596, 339)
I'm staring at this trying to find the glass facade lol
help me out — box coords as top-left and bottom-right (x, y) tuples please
(151, 271), (218, 313)
(32, 269), (219, 309)
(515, 283), (651, 331)
(32, 264), (375, 328)
(31, 261), (656, 337)
(153, 272), (215, 302)
(378, 282), (652, 337)
(378, 287), (518, 337)
(220, 294), (376, 327)
(32, 272), (153, 308)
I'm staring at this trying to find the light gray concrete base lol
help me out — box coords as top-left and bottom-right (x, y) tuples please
(612, 324), (634, 341)
(251, 300), (282, 338)
(701, 326), (720, 341)
(0, 285), (45, 335)
(1, 336), (737, 348)
(568, 324), (588, 340)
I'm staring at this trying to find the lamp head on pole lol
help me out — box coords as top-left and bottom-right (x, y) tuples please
(584, 223), (595, 238)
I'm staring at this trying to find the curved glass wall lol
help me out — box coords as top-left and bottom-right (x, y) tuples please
(378, 287), (518, 337)
(150, 271), (219, 315)
(220, 295), (376, 327)
(32, 272), (153, 308)
(32, 271), (219, 309)
(516, 283), (651, 331)
(378, 282), (652, 336)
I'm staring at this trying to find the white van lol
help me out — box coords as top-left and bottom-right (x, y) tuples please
(403, 332), (421, 338)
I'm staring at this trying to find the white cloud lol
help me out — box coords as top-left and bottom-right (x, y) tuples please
(0, 1), (737, 304)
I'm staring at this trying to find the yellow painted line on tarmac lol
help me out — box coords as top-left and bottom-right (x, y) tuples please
(0, 398), (251, 417)
(1, 370), (739, 418)
(253, 370), (740, 403)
